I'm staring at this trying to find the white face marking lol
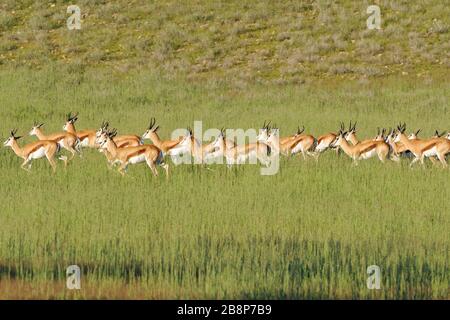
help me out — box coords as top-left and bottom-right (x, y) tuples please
(29, 126), (39, 136)
(3, 137), (13, 147)
(256, 129), (268, 142)
(142, 130), (151, 140)
(211, 134), (223, 149)
(344, 132), (352, 140)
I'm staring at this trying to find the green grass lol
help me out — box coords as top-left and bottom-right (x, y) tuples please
(0, 67), (448, 299)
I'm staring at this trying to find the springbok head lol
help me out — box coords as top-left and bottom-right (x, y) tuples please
(393, 123), (406, 143)
(433, 130), (447, 139)
(407, 129), (421, 140)
(142, 117), (160, 139)
(344, 121), (357, 140)
(295, 125), (305, 137)
(330, 124), (347, 148)
(256, 120), (271, 142)
(29, 122), (45, 136)
(98, 128), (117, 149)
(63, 112), (79, 131)
(4, 129), (22, 147)
(95, 121), (109, 140)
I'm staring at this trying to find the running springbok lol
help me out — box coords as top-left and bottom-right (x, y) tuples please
(141, 118), (182, 153)
(264, 126), (316, 159)
(29, 122), (80, 160)
(97, 129), (169, 177)
(257, 123), (316, 159)
(393, 123), (450, 167)
(96, 121), (142, 148)
(166, 127), (220, 164)
(4, 129), (66, 172)
(206, 129), (271, 167)
(316, 131), (339, 155)
(330, 127), (391, 165)
(63, 112), (98, 148)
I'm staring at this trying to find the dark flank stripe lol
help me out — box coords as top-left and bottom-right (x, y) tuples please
(125, 148), (147, 161)
(360, 144), (377, 154)
(28, 142), (50, 154)
(28, 143), (47, 155)
(421, 142), (438, 152)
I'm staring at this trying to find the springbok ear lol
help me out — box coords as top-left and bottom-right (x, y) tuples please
(15, 136), (23, 140)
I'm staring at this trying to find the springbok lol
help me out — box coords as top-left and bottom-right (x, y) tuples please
(206, 129), (271, 167)
(166, 127), (222, 164)
(97, 129), (169, 177)
(96, 121), (142, 148)
(4, 129), (66, 172)
(63, 112), (97, 148)
(29, 122), (80, 160)
(316, 131), (339, 155)
(96, 122), (142, 148)
(257, 123), (316, 159)
(141, 118), (182, 153)
(330, 127), (391, 165)
(393, 123), (450, 167)
(266, 126), (317, 159)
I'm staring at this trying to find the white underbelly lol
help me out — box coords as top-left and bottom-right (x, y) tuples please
(359, 149), (377, 160)
(80, 138), (90, 147)
(291, 143), (303, 154)
(423, 147), (437, 157)
(316, 141), (328, 152)
(57, 139), (66, 148)
(29, 147), (46, 159)
(129, 154), (146, 164)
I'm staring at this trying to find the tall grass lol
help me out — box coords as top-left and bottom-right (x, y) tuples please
(0, 67), (448, 299)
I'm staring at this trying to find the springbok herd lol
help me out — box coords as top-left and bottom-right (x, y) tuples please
(3, 113), (450, 177)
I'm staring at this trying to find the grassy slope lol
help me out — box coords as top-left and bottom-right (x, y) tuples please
(0, 69), (448, 299)
(0, 0), (449, 83)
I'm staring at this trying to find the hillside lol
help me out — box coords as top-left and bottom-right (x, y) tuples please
(0, 0), (448, 83)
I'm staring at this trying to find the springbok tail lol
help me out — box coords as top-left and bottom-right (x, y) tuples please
(311, 137), (318, 152)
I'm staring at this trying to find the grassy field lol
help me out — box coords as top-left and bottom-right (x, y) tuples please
(0, 67), (448, 299)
